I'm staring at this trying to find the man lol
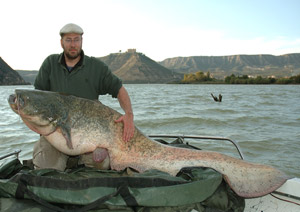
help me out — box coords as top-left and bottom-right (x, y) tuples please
(33, 23), (135, 171)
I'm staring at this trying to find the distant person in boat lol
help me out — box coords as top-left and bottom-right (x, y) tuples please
(33, 23), (135, 171)
(211, 93), (222, 102)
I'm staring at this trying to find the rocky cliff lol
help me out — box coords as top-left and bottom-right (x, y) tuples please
(159, 53), (300, 79)
(99, 52), (182, 83)
(0, 57), (29, 85)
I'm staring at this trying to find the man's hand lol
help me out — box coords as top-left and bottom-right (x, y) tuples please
(115, 112), (134, 142)
(116, 86), (135, 142)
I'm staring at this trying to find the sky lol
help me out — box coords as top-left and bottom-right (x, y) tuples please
(1, 0), (300, 70)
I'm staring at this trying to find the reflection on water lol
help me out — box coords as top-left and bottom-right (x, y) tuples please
(1, 84), (299, 177)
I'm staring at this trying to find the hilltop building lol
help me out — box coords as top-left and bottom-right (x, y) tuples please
(127, 49), (136, 53)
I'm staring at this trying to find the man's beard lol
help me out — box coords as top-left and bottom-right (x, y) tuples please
(62, 43), (82, 60)
(65, 49), (81, 60)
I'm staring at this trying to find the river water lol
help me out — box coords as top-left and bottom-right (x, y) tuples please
(0, 84), (299, 178)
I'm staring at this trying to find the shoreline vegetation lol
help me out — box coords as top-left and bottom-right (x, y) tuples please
(179, 71), (300, 84)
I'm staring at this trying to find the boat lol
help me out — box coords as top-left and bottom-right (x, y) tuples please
(0, 135), (299, 212)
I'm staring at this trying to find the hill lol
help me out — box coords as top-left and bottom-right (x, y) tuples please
(0, 57), (30, 85)
(98, 51), (182, 83)
(16, 70), (39, 85)
(159, 53), (300, 79)
(13, 51), (182, 84)
(4, 53), (300, 84)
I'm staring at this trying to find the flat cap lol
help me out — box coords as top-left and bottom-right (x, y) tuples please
(59, 23), (84, 36)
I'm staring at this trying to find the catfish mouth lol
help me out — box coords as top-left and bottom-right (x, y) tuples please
(8, 94), (21, 113)
(8, 94), (16, 105)
(8, 92), (34, 121)
(8, 93), (27, 116)
(8, 91), (57, 136)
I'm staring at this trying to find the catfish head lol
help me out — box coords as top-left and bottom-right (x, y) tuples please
(8, 89), (73, 148)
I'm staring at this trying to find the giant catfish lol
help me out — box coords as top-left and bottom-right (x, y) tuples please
(8, 89), (288, 198)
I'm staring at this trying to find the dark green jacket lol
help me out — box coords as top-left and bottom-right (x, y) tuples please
(34, 52), (122, 100)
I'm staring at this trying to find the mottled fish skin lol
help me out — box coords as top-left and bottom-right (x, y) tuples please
(8, 89), (288, 198)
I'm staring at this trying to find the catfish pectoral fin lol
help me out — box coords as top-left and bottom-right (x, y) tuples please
(59, 125), (73, 149)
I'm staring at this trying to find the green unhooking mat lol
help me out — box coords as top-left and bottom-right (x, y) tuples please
(0, 158), (245, 212)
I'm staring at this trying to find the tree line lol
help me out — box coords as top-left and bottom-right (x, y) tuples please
(181, 71), (300, 84)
